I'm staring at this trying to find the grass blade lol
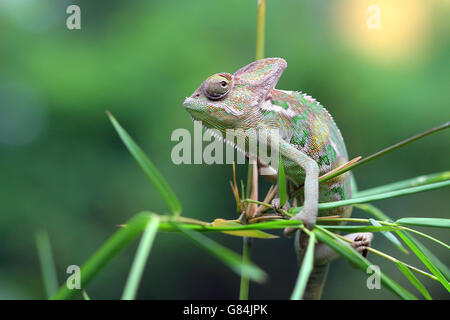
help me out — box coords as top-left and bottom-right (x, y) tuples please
(53, 212), (152, 300)
(315, 226), (417, 300)
(278, 154), (287, 207)
(396, 231), (450, 291)
(396, 261), (432, 300)
(107, 112), (182, 216)
(175, 224), (267, 283)
(82, 290), (91, 300)
(355, 171), (450, 198)
(400, 227), (449, 250)
(369, 218), (407, 253)
(396, 218), (450, 229)
(35, 230), (59, 299)
(122, 215), (160, 300)
(358, 204), (450, 281)
(318, 122), (449, 184)
(290, 231), (316, 300)
(291, 180), (450, 214)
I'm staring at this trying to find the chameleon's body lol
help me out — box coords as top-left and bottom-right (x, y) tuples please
(184, 58), (371, 299)
(262, 88), (353, 219)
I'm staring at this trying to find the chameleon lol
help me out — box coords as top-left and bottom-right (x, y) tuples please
(183, 58), (373, 299)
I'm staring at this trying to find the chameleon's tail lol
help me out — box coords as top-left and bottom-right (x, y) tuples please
(303, 264), (330, 300)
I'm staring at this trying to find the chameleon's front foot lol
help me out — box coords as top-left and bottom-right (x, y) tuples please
(284, 208), (317, 237)
(271, 198), (291, 214)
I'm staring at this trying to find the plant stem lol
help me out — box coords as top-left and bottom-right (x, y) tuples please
(239, 237), (252, 300)
(239, 0), (267, 299)
(255, 0), (266, 60)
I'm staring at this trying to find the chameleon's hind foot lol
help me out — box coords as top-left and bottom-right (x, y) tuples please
(349, 233), (373, 258)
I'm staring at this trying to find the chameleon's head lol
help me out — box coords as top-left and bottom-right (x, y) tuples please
(183, 58), (287, 133)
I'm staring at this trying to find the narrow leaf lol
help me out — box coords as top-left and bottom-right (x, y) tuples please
(308, 122), (449, 186)
(315, 226), (417, 300)
(122, 215), (160, 300)
(358, 204), (450, 281)
(278, 154), (287, 207)
(396, 231), (450, 291)
(175, 224), (267, 283)
(355, 203), (391, 221)
(36, 230), (59, 299)
(212, 219), (278, 239)
(401, 227), (450, 250)
(290, 232), (316, 300)
(355, 171), (450, 198)
(291, 180), (450, 214)
(53, 212), (152, 300)
(369, 218), (407, 253)
(397, 261), (432, 300)
(107, 112), (182, 215)
(396, 217), (450, 229)
(82, 290), (91, 300)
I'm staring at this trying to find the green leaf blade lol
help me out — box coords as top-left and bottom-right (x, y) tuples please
(396, 231), (450, 291)
(175, 224), (267, 283)
(397, 261), (432, 300)
(354, 204), (450, 281)
(35, 230), (59, 299)
(396, 218), (450, 229)
(52, 212), (152, 300)
(291, 180), (450, 214)
(315, 226), (417, 300)
(290, 232), (316, 300)
(122, 215), (160, 300)
(107, 112), (182, 216)
(369, 218), (407, 253)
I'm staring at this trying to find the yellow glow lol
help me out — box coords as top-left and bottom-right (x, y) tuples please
(336, 0), (431, 62)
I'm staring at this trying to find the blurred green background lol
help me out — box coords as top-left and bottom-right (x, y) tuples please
(0, 0), (449, 299)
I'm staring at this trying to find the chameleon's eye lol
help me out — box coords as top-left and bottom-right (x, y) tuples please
(202, 73), (232, 100)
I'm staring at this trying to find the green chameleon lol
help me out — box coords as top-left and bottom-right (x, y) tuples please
(183, 58), (373, 299)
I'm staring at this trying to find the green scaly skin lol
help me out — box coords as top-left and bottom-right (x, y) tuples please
(183, 58), (372, 299)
